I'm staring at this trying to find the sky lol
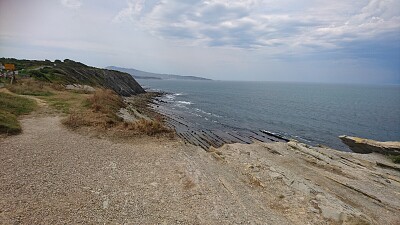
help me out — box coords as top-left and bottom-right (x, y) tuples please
(0, 0), (399, 83)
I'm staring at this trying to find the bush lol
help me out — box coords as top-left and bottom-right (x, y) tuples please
(28, 70), (51, 82)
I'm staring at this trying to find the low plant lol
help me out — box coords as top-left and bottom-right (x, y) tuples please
(87, 89), (125, 115)
(388, 155), (400, 164)
(123, 118), (170, 135)
(62, 89), (171, 136)
(7, 79), (53, 96)
(63, 89), (125, 129)
(0, 92), (37, 134)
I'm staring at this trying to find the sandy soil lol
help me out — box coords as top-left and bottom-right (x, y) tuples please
(1, 115), (399, 224)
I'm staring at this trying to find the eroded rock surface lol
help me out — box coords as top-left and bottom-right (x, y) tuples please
(1, 117), (399, 224)
(340, 135), (400, 155)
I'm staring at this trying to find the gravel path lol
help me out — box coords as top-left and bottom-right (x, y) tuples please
(1, 115), (399, 224)
(0, 116), (290, 224)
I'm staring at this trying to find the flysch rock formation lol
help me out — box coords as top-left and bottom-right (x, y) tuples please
(339, 135), (400, 155)
(1, 115), (399, 224)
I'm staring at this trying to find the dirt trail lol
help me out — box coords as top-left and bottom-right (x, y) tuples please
(0, 116), (289, 224)
(0, 115), (399, 224)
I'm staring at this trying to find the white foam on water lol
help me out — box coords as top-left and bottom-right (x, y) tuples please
(177, 101), (192, 105)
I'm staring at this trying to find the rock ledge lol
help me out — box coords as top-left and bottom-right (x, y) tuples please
(339, 135), (400, 155)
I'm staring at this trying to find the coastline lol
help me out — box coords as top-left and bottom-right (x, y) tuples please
(1, 85), (399, 224)
(138, 80), (400, 152)
(148, 92), (291, 150)
(1, 114), (399, 224)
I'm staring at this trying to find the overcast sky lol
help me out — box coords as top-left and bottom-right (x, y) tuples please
(1, 0), (399, 83)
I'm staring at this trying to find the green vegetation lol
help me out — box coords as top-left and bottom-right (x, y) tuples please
(40, 91), (90, 113)
(6, 80), (54, 96)
(1, 57), (145, 96)
(0, 57), (111, 85)
(1, 58), (164, 136)
(63, 89), (170, 135)
(388, 155), (400, 164)
(0, 58), (54, 70)
(0, 92), (37, 134)
(63, 89), (125, 129)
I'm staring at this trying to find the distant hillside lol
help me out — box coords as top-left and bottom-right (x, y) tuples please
(106, 66), (211, 81)
(0, 58), (145, 96)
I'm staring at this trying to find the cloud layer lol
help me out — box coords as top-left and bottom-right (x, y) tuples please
(114, 0), (400, 51)
(0, 0), (398, 83)
(61, 0), (82, 9)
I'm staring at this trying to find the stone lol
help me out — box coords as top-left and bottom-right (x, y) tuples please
(339, 135), (400, 155)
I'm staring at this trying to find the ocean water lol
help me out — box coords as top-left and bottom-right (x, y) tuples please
(137, 80), (400, 151)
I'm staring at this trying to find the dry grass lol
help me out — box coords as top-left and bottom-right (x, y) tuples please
(7, 79), (54, 96)
(88, 89), (125, 114)
(121, 118), (171, 136)
(62, 89), (124, 129)
(0, 92), (37, 134)
(62, 89), (171, 135)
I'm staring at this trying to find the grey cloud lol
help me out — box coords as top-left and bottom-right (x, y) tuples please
(61, 0), (82, 9)
(158, 26), (199, 39)
(191, 3), (250, 24)
(113, 0), (400, 51)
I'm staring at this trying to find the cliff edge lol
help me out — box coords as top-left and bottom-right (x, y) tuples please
(339, 135), (400, 155)
(1, 58), (145, 96)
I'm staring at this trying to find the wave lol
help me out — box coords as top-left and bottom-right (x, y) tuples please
(194, 108), (221, 118)
(177, 101), (192, 105)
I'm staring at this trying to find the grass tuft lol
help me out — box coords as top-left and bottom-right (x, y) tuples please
(0, 92), (37, 134)
(123, 118), (170, 135)
(63, 89), (125, 129)
(62, 89), (171, 136)
(7, 80), (53, 96)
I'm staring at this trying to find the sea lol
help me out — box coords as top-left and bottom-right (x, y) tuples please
(137, 80), (400, 151)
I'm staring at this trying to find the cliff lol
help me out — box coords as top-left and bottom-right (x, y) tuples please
(339, 135), (400, 155)
(0, 58), (145, 96)
(106, 66), (211, 80)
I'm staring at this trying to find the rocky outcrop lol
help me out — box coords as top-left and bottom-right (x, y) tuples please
(57, 60), (145, 96)
(0, 58), (145, 96)
(339, 135), (400, 155)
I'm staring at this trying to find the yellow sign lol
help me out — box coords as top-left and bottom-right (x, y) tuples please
(4, 64), (15, 71)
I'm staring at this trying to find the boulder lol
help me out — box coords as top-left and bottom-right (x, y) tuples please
(339, 135), (400, 155)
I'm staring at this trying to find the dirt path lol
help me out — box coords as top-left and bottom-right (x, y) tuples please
(0, 116), (290, 224)
(1, 115), (399, 224)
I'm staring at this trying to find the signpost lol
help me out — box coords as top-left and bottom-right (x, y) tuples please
(4, 64), (15, 71)
(0, 63), (16, 84)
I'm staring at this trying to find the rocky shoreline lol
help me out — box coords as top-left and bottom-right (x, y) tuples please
(1, 78), (399, 224)
(1, 115), (399, 224)
(147, 93), (291, 150)
(340, 135), (400, 156)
